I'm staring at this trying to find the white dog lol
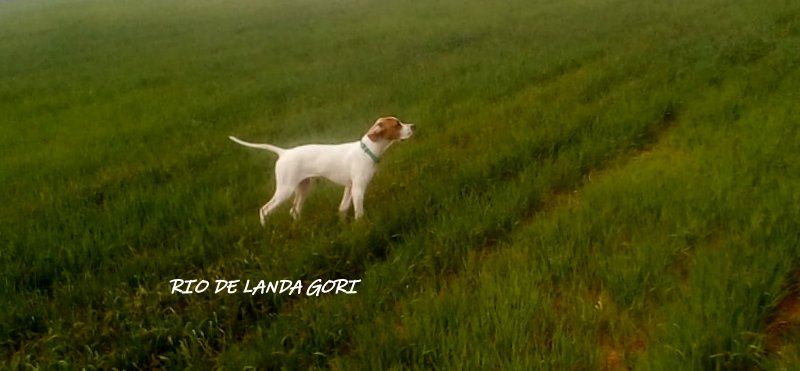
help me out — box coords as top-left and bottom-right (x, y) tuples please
(230, 116), (415, 224)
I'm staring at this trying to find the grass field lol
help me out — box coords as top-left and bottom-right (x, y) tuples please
(2, 0), (800, 368)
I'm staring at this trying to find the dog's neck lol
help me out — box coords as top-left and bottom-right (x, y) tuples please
(360, 135), (394, 160)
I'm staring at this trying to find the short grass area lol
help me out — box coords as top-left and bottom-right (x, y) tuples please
(2, 0), (800, 368)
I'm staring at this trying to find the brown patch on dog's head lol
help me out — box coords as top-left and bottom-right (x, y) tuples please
(367, 116), (403, 142)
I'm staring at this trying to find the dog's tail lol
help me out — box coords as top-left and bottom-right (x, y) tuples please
(228, 136), (285, 155)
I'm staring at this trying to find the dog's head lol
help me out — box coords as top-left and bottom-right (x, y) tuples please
(367, 116), (415, 142)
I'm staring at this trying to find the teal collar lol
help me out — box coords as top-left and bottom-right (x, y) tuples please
(360, 141), (380, 163)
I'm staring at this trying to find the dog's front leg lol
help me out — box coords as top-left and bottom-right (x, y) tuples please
(338, 184), (352, 217)
(350, 169), (375, 220)
(351, 182), (367, 220)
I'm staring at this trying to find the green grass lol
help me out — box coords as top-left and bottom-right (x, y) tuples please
(2, 0), (800, 368)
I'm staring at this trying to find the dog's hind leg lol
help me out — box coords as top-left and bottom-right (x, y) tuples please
(260, 161), (298, 225)
(259, 187), (294, 225)
(290, 179), (311, 220)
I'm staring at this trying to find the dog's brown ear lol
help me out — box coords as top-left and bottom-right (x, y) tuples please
(367, 119), (384, 141)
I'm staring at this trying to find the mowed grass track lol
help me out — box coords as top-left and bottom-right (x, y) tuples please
(2, 0), (800, 368)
